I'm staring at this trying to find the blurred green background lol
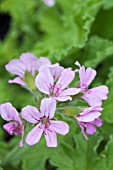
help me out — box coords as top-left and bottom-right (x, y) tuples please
(0, 0), (113, 170)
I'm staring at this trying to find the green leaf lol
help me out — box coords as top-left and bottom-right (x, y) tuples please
(91, 8), (113, 39)
(103, 0), (113, 10)
(0, 168), (3, 170)
(82, 36), (113, 68)
(102, 67), (113, 123)
(50, 133), (104, 170)
(33, 0), (103, 61)
(24, 71), (36, 91)
(63, 107), (82, 116)
(0, 76), (34, 108)
(93, 135), (113, 170)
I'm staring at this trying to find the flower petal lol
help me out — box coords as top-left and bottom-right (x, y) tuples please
(3, 122), (15, 135)
(8, 77), (26, 86)
(55, 96), (72, 101)
(85, 68), (96, 86)
(79, 66), (86, 85)
(92, 118), (102, 127)
(26, 123), (43, 146)
(35, 65), (54, 95)
(75, 61), (81, 67)
(49, 65), (64, 81)
(56, 68), (75, 90)
(59, 88), (80, 96)
(5, 59), (26, 78)
(81, 93), (102, 107)
(0, 102), (21, 124)
(83, 106), (103, 113)
(43, 0), (55, 7)
(40, 98), (56, 119)
(50, 121), (69, 135)
(77, 111), (101, 122)
(22, 105), (41, 123)
(44, 128), (57, 147)
(91, 86), (109, 100)
(35, 57), (51, 69)
(79, 66), (96, 86)
(20, 52), (38, 75)
(78, 122), (89, 140)
(86, 123), (96, 135)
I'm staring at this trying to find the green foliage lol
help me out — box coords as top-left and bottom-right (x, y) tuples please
(33, 0), (103, 60)
(102, 67), (113, 123)
(63, 107), (82, 116)
(82, 36), (113, 68)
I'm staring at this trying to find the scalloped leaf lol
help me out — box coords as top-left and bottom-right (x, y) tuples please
(102, 67), (113, 123)
(82, 36), (113, 68)
(32, 0), (103, 61)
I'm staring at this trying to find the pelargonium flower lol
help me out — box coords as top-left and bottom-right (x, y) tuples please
(22, 98), (69, 147)
(75, 61), (109, 106)
(35, 65), (80, 101)
(0, 102), (24, 147)
(76, 106), (103, 140)
(5, 52), (51, 87)
(43, 0), (55, 7)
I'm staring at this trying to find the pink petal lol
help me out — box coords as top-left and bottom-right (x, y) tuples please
(22, 105), (41, 123)
(50, 121), (69, 135)
(85, 68), (96, 86)
(43, 0), (55, 7)
(0, 102), (21, 124)
(81, 93), (102, 107)
(55, 96), (72, 101)
(0, 102), (12, 121)
(35, 57), (51, 70)
(83, 106), (103, 113)
(86, 123), (96, 135)
(75, 61), (81, 67)
(48, 63), (59, 68)
(35, 65), (54, 95)
(8, 77), (26, 86)
(49, 65), (64, 81)
(78, 122), (89, 140)
(76, 110), (101, 122)
(5, 59), (26, 78)
(79, 66), (86, 85)
(91, 86), (109, 100)
(78, 66), (96, 86)
(59, 88), (80, 96)
(40, 98), (56, 119)
(56, 68), (75, 90)
(3, 122), (15, 135)
(44, 128), (57, 147)
(26, 123), (43, 146)
(92, 118), (102, 127)
(20, 52), (38, 75)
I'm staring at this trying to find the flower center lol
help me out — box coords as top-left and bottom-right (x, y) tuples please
(80, 84), (91, 94)
(41, 116), (50, 128)
(50, 84), (62, 97)
(13, 122), (22, 135)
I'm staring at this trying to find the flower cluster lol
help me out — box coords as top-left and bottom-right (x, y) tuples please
(0, 52), (109, 147)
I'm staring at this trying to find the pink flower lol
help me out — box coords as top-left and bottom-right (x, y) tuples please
(75, 61), (109, 106)
(35, 65), (80, 101)
(22, 98), (69, 147)
(5, 52), (51, 87)
(43, 0), (55, 7)
(76, 106), (103, 140)
(0, 102), (24, 147)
